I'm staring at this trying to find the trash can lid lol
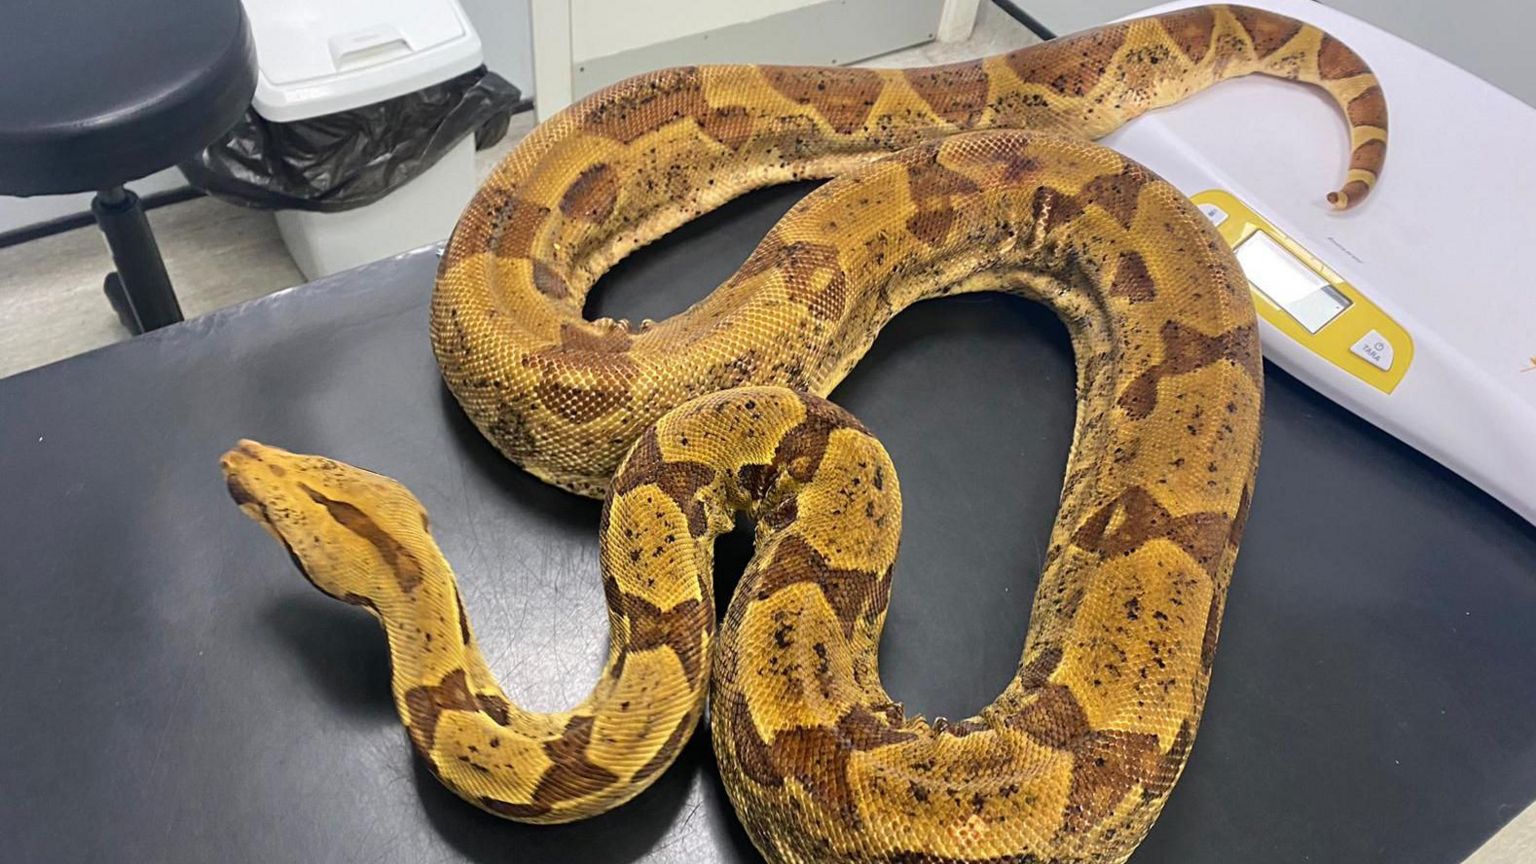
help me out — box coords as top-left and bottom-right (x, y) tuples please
(242, 0), (483, 122)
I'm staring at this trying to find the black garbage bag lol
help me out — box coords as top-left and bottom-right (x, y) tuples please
(181, 67), (522, 213)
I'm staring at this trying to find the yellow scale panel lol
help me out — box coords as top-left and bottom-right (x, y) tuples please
(1193, 190), (1413, 394)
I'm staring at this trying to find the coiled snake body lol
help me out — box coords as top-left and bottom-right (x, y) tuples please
(223, 6), (1385, 862)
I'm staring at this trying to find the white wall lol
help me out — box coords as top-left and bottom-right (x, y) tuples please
(1325, 0), (1534, 106)
(1014, 0), (1535, 106)
(458, 0), (535, 97)
(0, 169), (186, 238)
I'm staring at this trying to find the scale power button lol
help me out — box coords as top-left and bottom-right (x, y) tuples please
(1351, 329), (1394, 371)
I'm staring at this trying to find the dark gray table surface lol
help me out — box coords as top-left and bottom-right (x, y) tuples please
(3, 184), (1535, 864)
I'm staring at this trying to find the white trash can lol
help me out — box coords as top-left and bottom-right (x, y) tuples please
(242, 0), (485, 280)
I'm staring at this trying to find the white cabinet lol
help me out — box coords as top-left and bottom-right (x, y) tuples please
(529, 0), (980, 119)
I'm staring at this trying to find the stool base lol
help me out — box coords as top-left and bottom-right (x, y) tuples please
(91, 186), (183, 334)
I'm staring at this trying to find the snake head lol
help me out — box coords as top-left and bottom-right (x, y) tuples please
(220, 440), (437, 606)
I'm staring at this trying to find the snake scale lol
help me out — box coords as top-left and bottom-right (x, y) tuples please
(222, 6), (1386, 862)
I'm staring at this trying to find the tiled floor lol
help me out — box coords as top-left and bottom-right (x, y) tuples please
(1469, 802), (1536, 863)
(0, 1), (1036, 379)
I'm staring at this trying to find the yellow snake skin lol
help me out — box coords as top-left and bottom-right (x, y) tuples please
(431, 4), (1383, 498)
(223, 6), (1386, 863)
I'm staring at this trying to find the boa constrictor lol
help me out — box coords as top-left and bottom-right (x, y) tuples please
(223, 6), (1385, 862)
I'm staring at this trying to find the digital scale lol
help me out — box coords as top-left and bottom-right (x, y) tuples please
(1100, 0), (1536, 525)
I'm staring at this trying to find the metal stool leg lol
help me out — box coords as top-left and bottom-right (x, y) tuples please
(91, 185), (183, 333)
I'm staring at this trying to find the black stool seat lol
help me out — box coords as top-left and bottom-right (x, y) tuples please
(0, 0), (256, 335)
(0, 0), (256, 196)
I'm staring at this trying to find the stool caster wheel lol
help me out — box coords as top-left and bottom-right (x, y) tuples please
(102, 272), (142, 334)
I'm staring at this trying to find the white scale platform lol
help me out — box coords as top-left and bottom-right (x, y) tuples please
(1100, 0), (1536, 524)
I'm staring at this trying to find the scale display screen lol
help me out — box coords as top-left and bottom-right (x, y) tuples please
(1234, 231), (1351, 333)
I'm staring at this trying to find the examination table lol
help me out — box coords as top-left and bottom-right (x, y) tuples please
(2, 184), (1533, 863)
